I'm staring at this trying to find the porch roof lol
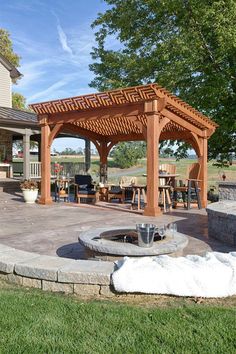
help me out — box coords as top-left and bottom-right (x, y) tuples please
(0, 106), (38, 126)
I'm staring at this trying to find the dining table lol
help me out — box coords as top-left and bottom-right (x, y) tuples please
(142, 173), (179, 186)
(142, 173), (180, 212)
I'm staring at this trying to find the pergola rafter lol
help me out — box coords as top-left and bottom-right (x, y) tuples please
(30, 83), (218, 216)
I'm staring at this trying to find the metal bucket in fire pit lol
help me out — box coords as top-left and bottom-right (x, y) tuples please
(136, 223), (157, 248)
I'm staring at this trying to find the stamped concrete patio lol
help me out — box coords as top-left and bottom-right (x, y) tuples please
(0, 190), (234, 259)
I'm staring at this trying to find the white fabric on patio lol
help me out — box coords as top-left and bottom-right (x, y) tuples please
(112, 252), (236, 298)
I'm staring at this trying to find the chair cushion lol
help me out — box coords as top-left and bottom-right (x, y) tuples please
(109, 189), (122, 194)
(78, 190), (96, 195)
(74, 174), (92, 187)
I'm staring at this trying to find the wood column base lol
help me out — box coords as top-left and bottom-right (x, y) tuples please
(143, 206), (162, 216)
(38, 197), (53, 205)
(201, 200), (207, 208)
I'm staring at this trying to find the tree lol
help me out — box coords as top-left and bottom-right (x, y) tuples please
(60, 147), (77, 155)
(12, 92), (27, 110)
(0, 29), (20, 68)
(0, 28), (26, 109)
(90, 0), (236, 163)
(110, 141), (146, 168)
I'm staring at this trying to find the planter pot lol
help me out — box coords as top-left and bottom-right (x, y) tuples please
(22, 189), (38, 203)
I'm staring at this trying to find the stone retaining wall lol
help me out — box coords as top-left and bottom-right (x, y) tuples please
(218, 182), (236, 201)
(0, 244), (116, 296)
(206, 201), (236, 246)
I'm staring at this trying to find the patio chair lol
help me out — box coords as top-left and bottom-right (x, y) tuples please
(74, 174), (99, 204)
(119, 176), (137, 201)
(159, 163), (176, 174)
(107, 185), (125, 203)
(158, 164), (176, 212)
(173, 162), (202, 209)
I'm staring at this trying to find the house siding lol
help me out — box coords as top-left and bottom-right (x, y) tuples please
(0, 62), (12, 108)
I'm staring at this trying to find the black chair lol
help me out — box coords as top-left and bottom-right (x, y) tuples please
(74, 175), (98, 204)
(107, 185), (125, 203)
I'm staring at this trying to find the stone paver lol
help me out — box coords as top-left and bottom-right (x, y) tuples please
(0, 190), (235, 260)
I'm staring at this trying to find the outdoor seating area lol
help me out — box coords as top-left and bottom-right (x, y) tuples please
(29, 84), (217, 217)
(51, 162), (203, 213)
(50, 154), (206, 215)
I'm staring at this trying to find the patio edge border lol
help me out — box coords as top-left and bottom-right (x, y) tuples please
(0, 244), (116, 297)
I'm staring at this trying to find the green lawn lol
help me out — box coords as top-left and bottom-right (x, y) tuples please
(0, 281), (235, 354)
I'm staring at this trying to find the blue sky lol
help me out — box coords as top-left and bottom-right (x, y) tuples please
(0, 0), (114, 151)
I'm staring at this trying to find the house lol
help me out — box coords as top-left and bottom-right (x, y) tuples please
(0, 54), (90, 180)
(0, 53), (40, 179)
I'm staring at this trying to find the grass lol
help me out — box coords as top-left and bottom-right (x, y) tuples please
(0, 281), (235, 354)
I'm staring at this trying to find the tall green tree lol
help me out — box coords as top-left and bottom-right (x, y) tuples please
(0, 29), (20, 68)
(90, 0), (236, 162)
(0, 28), (27, 110)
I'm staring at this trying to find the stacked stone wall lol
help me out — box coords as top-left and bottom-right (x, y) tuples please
(206, 201), (236, 246)
(0, 244), (116, 296)
(0, 129), (12, 162)
(218, 182), (236, 201)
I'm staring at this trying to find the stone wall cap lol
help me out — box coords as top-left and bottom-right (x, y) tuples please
(207, 201), (236, 213)
(0, 249), (40, 274)
(58, 260), (115, 285)
(218, 182), (236, 186)
(15, 255), (76, 281)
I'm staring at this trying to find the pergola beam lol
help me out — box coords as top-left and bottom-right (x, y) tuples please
(162, 108), (206, 137)
(152, 85), (216, 131)
(47, 103), (145, 125)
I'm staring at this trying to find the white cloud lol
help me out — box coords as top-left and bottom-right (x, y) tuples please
(52, 11), (73, 55)
(16, 59), (50, 89)
(57, 23), (73, 55)
(27, 79), (69, 102)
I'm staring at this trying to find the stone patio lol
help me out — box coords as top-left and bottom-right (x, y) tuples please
(0, 190), (235, 259)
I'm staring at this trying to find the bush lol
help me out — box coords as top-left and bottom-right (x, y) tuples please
(207, 185), (219, 202)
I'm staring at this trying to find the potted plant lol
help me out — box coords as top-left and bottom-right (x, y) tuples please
(20, 179), (39, 203)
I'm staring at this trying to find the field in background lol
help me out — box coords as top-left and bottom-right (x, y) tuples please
(14, 156), (236, 188)
(55, 156), (236, 187)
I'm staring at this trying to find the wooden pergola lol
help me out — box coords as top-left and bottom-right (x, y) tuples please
(30, 83), (218, 216)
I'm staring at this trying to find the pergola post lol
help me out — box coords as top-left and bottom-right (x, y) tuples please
(38, 115), (52, 204)
(198, 137), (208, 208)
(23, 128), (31, 180)
(144, 101), (162, 216)
(99, 141), (108, 184)
(85, 139), (91, 172)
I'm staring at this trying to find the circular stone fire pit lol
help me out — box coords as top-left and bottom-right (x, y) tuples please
(79, 227), (188, 257)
